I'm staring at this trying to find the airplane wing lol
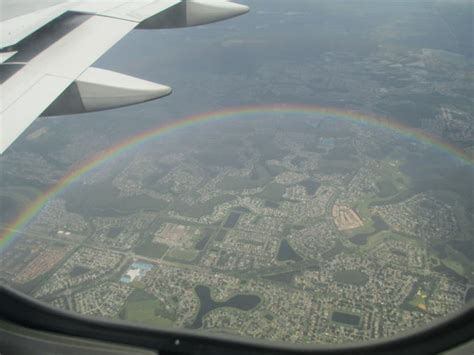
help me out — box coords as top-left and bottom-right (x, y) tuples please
(0, 0), (249, 154)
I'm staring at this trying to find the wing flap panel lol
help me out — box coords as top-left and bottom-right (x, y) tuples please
(0, 52), (17, 64)
(0, 3), (70, 49)
(0, 75), (70, 153)
(1, 16), (136, 111)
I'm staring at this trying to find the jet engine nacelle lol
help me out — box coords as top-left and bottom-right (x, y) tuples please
(42, 67), (172, 116)
(137, 0), (249, 29)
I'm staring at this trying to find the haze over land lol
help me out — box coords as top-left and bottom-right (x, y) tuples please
(0, 0), (473, 345)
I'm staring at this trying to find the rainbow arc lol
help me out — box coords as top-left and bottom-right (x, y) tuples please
(1, 104), (472, 251)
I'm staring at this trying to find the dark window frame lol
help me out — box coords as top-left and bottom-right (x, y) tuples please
(1, 285), (473, 354)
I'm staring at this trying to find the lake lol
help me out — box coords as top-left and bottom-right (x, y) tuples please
(190, 285), (261, 329)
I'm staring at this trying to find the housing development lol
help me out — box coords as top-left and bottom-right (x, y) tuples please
(1, 111), (472, 344)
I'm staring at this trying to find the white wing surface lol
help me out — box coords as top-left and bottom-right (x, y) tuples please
(0, 0), (249, 154)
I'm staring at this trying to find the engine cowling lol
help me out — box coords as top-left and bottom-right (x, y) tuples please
(137, 0), (249, 29)
(42, 67), (172, 116)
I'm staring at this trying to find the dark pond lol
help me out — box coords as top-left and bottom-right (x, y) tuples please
(350, 215), (388, 246)
(350, 233), (370, 246)
(233, 207), (251, 213)
(263, 270), (300, 284)
(69, 266), (90, 277)
(215, 229), (227, 241)
(277, 239), (302, 262)
(291, 156), (306, 167)
(223, 212), (240, 228)
(195, 229), (213, 250)
(372, 214), (389, 230)
(107, 227), (123, 238)
(300, 179), (321, 196)
(264, 200), (279, 208)
(190, 285), (261, 329)
(331, 311), (360, 326)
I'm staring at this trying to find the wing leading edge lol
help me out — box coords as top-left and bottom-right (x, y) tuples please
(0, 0), (249, 154)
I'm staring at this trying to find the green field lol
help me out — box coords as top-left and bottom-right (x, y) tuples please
(357, 232), (387, 250)
(441, 259), (464, 276)
(64, 180), (169, 217)
(165, 248), (199, 262)
(134, 239), (169, 259)
(353, 231), (420, 253)
(170, 195), (235, 218)
(318, 158), (360, 175)
(124, 299), (175, 327)
(444, 243), (473, 273)
(127, 288), (155, 302)
(218, 165), (272, 190)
